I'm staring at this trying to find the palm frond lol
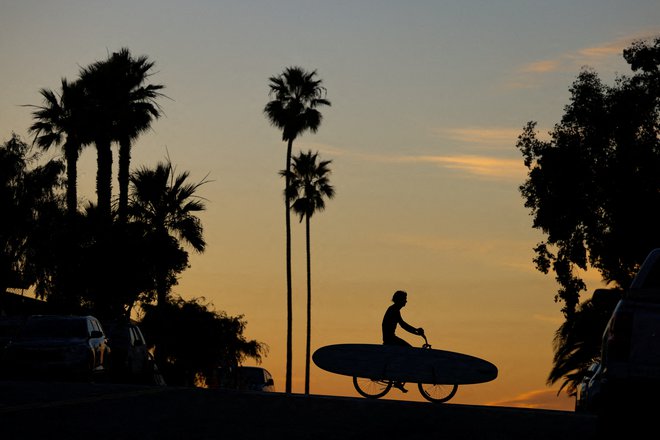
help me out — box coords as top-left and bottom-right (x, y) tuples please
(284, 150), (335, 221)
(264, 66), (331, 142)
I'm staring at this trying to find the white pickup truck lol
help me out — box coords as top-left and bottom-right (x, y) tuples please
(599, 248), (660, 415)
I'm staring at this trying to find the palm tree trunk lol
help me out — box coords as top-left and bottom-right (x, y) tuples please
(304, 214), (312, 395)
(156, 272), (168, 309)
(118, 137), (131, 223)
(64, 140), (79, 217)
(96, 138), (113, 221)
(155, 229), (171, 310)
(285, 138), (293, 394)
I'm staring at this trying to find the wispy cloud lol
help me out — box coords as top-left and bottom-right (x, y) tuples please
(313, 143), (526, 182)
(510, 31), (660, 88)
(436, 127), (523, 148)
(520, 59), (562, 74)
(412, 154), (525, 181)
(382, 234), (546, 274)
(519, 40), (625, 75)
(384, 235), (509, 255)
(488, 388), (574, 410)
(577, 42), (627, 60)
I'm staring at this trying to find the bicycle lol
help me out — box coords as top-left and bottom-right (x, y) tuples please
(351, 333), (459, 403)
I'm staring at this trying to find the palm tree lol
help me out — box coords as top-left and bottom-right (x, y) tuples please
(28, 78), (88, 216)
(78, 60), (115, 220)
(107, 48), (164, 223)
(128, 159), (207, 307)
(547, 288), (621, 396)
(282, 150), (335, 395)
(264, 67), (331, 393)
(79, 48), (164, 222)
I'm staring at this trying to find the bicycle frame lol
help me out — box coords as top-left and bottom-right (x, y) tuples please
(351, 333), (459, 403)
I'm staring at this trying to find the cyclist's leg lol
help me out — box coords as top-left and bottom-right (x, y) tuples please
(383, 337), (411, 392)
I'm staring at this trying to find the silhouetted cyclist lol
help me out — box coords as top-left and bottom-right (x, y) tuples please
(382, 290), (424, 393)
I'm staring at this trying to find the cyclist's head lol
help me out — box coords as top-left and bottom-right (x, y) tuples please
(392, 290), (408, 304)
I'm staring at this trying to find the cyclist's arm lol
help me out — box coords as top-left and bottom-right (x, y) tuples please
(398, 316), (420, 335)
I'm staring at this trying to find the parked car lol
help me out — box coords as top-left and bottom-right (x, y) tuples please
(103, 319), (163, 384)
(237, 366), (275, 392)
(599, 248), (660, 413)
(0, 316), (25, 374)
(3, 315), (110, 380)
(0, 316), (25, 353)
(212, 366), (275, 392)
(575, 361), (601, 412)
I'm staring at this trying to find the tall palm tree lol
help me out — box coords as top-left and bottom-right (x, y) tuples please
(28, 78), (88, 216)
(107, 48), (164, 223)
(128, 159), (207, 307)
(80, 48), (164, 222)
(282, 150), (335, 395)
(264, 67), (331, 393)
(78, 60), (115, 221)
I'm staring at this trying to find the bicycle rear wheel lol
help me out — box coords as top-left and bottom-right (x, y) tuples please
(418, 383), (458, 403)
(353, 376), (393, 399)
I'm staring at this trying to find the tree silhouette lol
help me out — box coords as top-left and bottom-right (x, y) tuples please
(104, 49), (164, 223)
(128, 159), (207, 308)
(0, 134), (63, 303)
(517, 36), (660, 392)
(28, 79), (88, 217)
(547, 288), (621, 396)
(140, 296), (267, 387)
(78, 63), (114, 221)
(264, 66), (331, 393)
(282, 150), (334, 395)
(79, 48), (164, 222)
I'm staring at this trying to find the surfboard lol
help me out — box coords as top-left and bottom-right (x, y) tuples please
(312, 344), (498, 385)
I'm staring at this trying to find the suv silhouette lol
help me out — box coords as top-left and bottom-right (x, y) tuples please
(103, 319), (161, 384)
(599, 249), (660, 416)
(3, 315), (110, 380)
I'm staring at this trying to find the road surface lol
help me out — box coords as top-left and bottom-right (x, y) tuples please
(0, 380), (597, 439)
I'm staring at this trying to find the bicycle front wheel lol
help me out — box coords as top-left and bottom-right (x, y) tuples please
(418, 383), (458, 403)
(353, 376), (393, 399)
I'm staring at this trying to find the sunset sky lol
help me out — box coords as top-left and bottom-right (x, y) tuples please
(2, 0), (659, 410)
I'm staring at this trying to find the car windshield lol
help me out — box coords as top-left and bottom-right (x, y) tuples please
(21, 318), (88, 339)
(104, 323), (130, 342)
(239, 368), (264, 384)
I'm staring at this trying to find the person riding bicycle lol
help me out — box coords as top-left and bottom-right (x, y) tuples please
(382, 290), (424, 393)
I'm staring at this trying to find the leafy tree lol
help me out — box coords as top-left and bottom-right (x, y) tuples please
(140, 296), (267, 387)
(0, 134), (64, 303)
(517, 36), (660, 393)
(26, 199), (84, 310)
(282, 150), (335, 394)
(264, 66), (331, 393)
(25, 159), (202, 321)
(16, 199), (150, 319)
(28, 79), (89, 217)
